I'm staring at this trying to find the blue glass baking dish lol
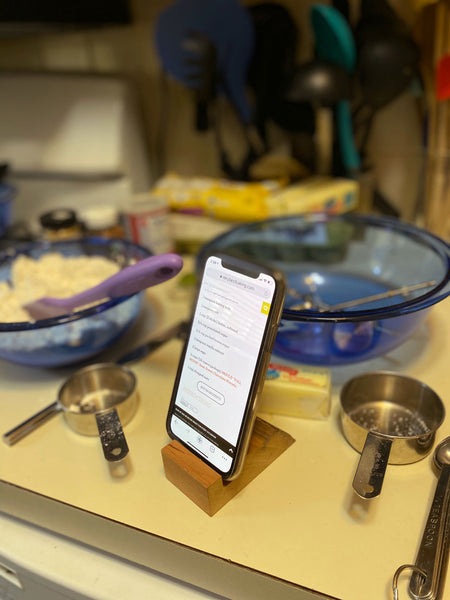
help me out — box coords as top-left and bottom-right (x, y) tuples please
(197, 213), (450, 366)
(0, 238), (152, 367)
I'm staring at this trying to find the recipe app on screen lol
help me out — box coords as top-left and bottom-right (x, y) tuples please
(169, 255), (276, 473)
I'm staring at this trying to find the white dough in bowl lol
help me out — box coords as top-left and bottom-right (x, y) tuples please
(0, 253), (120, 323)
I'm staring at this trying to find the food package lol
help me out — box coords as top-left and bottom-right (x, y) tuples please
(265, 176), (359, 216)
(259, 362), (331, 420)
(151, 172), (285, 221)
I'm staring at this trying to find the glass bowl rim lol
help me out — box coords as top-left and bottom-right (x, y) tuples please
(198, 212), (450, 323)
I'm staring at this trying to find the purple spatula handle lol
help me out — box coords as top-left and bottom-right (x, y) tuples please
(25, 253), (183, 318)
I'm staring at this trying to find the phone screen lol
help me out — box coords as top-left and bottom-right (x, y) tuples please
(167, 254), (283, 478)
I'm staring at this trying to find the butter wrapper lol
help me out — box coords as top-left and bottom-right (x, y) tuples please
(259, 363), (331, 420)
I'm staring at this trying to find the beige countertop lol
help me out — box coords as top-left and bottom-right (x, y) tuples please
(1, 264), (449, 600)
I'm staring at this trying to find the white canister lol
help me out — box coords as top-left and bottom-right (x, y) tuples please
(122, 194), (173, 255)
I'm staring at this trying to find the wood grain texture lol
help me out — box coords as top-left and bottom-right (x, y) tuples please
(161, 418), (295, 516)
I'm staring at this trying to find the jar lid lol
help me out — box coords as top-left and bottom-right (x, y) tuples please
(81, 205), (119, 230)
(40, 208), (79, 230)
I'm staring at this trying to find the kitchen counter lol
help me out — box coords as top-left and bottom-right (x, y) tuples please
(1, 261), (449, 600)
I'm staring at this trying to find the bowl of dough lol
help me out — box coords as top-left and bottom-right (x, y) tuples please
(0, 238), (152, 367)
(197, 213), (450, 366)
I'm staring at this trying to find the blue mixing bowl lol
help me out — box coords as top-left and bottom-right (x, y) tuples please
(198, 213), (450, 366)
(0, 238), (152, 367)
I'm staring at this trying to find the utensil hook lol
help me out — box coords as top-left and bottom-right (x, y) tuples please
(392, 564), (427, 600)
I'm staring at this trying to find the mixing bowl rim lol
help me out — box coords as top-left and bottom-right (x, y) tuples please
(198, 212), (450, 323)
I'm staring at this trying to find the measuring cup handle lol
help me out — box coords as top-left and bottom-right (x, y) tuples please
(3, 401), (61, 446)
(409, 464), (450, 599)
(95, 409), (129, 462)
(352, 432), (392, 499)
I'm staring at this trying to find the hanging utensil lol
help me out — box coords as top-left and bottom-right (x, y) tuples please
(247, 2), (298, 147)
(155, 0), (265, 180)
(283, 59), (351, 175)
(354, 30), (420, 161)
(310, 3), (361, 174)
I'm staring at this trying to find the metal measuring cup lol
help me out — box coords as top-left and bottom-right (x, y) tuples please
(3, 363), (138, 464)
(340, 371), (445, 499)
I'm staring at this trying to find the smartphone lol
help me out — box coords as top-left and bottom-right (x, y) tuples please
(166, 252), (286, 480)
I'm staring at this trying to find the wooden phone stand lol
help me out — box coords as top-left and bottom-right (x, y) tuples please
(161, 417), (295, 516)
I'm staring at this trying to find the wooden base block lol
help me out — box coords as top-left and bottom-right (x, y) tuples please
(161, 418), (295, 516)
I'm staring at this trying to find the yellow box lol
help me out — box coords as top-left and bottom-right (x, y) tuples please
(265, 176), (359, 217)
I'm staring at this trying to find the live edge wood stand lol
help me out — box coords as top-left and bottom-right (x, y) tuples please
(161, 418), (295, 516)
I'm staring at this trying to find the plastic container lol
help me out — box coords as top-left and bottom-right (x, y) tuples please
(122, 194), (173, 254)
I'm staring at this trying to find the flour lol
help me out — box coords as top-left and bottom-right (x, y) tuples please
(0, 253), (120, 322)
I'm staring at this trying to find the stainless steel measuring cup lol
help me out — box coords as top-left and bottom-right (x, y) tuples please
(340, 371), (445, 499)
(3, 363), (138, 464)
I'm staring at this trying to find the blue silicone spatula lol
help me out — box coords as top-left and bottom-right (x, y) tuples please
(24, 253), (183, 321)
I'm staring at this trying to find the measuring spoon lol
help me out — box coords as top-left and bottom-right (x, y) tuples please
(409, 436), (450, 599)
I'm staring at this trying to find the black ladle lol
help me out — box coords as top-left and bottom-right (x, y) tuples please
(354, 30), (420, 157)
(358, 34), (420, 112)
(283, 59), (351, 174)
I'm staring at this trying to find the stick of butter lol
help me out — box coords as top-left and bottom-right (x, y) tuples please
(259, 363), (331, 420)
